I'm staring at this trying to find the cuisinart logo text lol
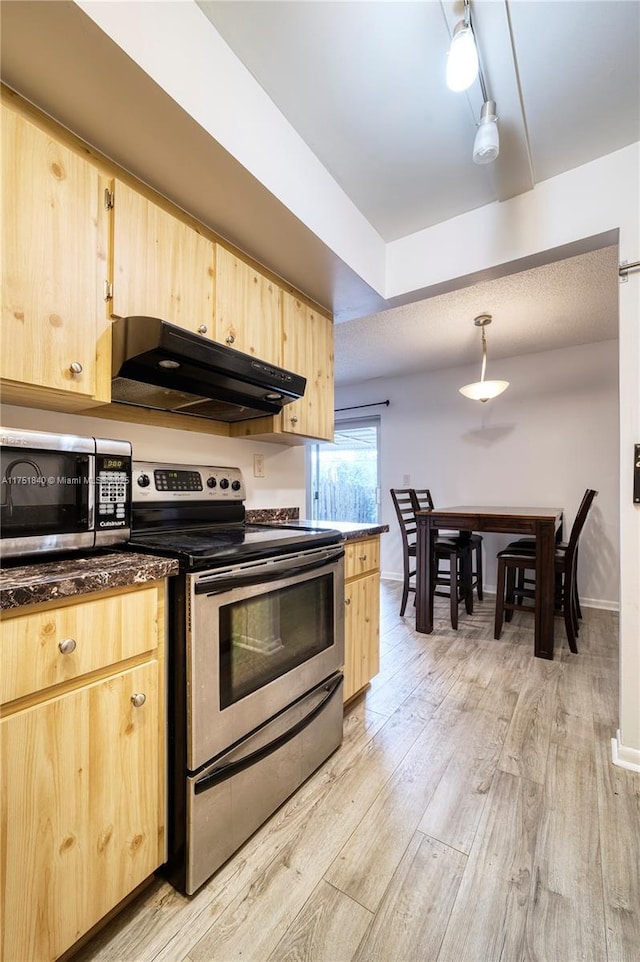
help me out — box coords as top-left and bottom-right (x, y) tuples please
(99, 520), (125, 527)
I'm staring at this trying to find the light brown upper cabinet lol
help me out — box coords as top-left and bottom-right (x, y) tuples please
(280, 292), (334, 441)
(214, 245), (282, 367)
(0, 103), (110, 407)
(108, 178), (215, 337)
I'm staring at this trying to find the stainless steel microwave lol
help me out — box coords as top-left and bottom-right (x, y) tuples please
(1, 427), (132, 560)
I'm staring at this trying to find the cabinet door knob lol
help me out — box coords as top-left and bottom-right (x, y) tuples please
(131, 692), (147, 708)
(198, 325), (208, 335)
(58, 638), (77, 655)
(359, 555), (367, 562)
(290, 415), (298, 425)
(344, 598), (351, 606)
(225, 334), (235, 345)
(69, 361), (83, 375)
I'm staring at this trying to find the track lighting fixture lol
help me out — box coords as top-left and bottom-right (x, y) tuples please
(446, 16), (479, 92)
(446, 1), (499, 165)
(473, 100), (499, 165)
(459, 314), (509, 402)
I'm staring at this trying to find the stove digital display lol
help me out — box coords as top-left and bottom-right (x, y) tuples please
(154, 469), (203, 492)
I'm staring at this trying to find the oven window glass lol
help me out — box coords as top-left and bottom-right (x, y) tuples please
(219, 573), (334, 707)
(0, 448), (91, 537)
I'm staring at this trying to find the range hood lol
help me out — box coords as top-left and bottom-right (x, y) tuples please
(111, 317), (306, 423)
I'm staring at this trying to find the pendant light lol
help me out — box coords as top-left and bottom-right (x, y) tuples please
(459, 314), (509, 402)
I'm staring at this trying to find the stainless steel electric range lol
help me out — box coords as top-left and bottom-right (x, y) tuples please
(127, 461), (345, 895)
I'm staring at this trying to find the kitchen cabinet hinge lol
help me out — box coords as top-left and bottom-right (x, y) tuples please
(104, 188), (114, 210)
(104, 280), (113, 302)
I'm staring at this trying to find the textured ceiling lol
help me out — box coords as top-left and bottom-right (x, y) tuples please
(335, 245), (619, 385)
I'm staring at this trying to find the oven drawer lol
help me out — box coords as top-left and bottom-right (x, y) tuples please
(344, 538), (379, 579)
(183, 672), (343, 895)
(1, 585), (161, 704)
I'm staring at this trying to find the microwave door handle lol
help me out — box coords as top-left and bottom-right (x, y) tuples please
(194, 547), (344, 596)
(193, 674), (343, 794)
(87, 456), (95, 533)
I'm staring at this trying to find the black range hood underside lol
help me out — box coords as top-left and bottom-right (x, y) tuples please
(111, 317), (306, 423)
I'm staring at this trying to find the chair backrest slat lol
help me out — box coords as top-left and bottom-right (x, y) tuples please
(410, 488), (434, 513)
(390, 489), (418, 549)
(566, 488), (598, 556)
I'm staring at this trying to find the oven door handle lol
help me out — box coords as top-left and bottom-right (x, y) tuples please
(193, 674), (343, 794)
(194, 547), (345, 595)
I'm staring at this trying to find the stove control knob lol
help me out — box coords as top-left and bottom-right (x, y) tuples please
(219, 478), (230, 490)
(137, 473), (150, 487)
(231, 480), (241, 491)
(207, 477), (217, 488)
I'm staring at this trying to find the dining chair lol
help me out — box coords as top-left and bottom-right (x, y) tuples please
(493, 489), (598, 652)
(409, 488), (483, 601)
(390, 488), (473, 628)
(500, 487), (595, 626)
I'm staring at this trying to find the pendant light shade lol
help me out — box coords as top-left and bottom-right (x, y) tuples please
(459, 314), (509, 402)
(446, 21), (479, 92)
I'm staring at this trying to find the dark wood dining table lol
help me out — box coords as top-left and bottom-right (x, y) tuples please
(415, 505), (564, 659)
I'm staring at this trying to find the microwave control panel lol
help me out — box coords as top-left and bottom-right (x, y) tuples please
(96, 453), (132, 529)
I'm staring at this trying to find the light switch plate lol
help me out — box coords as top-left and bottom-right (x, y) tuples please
(253, 453), (265, 478)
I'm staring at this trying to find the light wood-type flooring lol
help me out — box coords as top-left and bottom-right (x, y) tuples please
(74, 582), (639, 962)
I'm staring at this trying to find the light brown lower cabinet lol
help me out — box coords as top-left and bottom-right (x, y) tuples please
(343, 537), (381, 702)
(0, 582), (166, 962)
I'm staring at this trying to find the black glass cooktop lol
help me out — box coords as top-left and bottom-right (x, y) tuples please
(126, 522), (342, 570)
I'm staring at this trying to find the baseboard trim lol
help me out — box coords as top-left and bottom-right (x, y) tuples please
(379, 575), (619, 613)
(611, 730), (640, 772)
(580, 597), (619, 612)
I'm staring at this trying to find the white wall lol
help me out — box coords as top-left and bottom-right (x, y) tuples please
(0, 405), (307, 512)
(336, 339), (620, 609)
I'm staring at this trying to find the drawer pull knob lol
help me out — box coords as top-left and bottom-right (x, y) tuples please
(290, 415), (298, 425)
(131, 692), (147, 708)
(198, 324), (208, 335)
(69, 361), (83, 375)
(359, 555), (367, 561)
(225, 334), (235, 345)
(344, 598), (351, 606)
(58, 638), (77, 655)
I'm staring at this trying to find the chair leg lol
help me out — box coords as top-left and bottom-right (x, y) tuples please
(463, 549), (473, 615)
(505, 567), (516, 623)
(574, 548), (583, 620)
(399, 565), (410, 616)
(494, 557), (506, 639)
(564, 579), (578, 654)
(448, 551), (458, 630)
(573, 565), (582, 622)
(475, 543), (483, 601)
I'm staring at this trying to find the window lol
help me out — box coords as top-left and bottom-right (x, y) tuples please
(307, 417), (380, 523)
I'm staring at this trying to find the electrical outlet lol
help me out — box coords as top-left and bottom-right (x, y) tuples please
(253, 453), (265, 478)
(402, 474), (411, 486)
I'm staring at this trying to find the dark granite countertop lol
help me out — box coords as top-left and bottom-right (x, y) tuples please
(245, 507), (387, 542)
(0, 552), (179, 611)
(266, 519), (389, 542)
